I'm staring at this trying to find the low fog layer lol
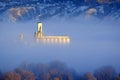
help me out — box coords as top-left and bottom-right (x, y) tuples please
(0, 17), (120, 73)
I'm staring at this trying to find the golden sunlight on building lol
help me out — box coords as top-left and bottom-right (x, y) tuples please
(35, 22), (70, 44)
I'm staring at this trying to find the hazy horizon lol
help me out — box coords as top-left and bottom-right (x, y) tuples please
(0, 17), (120, 73)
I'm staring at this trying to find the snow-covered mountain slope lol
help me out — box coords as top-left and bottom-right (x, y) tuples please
(0, 1), (120, 22)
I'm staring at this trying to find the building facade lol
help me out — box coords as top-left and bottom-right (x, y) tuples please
(35, 22), (70, 44)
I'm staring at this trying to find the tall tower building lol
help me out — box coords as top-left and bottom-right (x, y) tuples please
(35, 22), (70, 44)
(38, 22), (42, 32)
(35, 22), (43, 39)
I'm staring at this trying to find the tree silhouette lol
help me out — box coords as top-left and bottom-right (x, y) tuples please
(0, 70), (2, 77)
(19, 61), (76, 80)
(15, 68), (35, 80)
(1, 61), (119, 80)
(82, 72), (97, 80)
(0, 70), (3, 80)
(94, 66), (116, 80)
(116, 74), (120, 80)
(3, 72), (21, 80)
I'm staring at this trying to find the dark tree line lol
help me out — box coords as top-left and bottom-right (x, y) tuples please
(0, 61), (120, 80)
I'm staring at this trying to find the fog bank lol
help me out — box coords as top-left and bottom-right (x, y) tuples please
(0, 17), (120, 73)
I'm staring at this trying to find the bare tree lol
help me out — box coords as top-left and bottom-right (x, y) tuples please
(94, 66), (116, 80)
(3, 72), (21, 80)
(15, 68), (35, 80)
(115, 74), (120, 80)
(83, 72), (97, 80)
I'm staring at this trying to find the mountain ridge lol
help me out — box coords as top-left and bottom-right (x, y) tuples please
(0, 0), (120, 22)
